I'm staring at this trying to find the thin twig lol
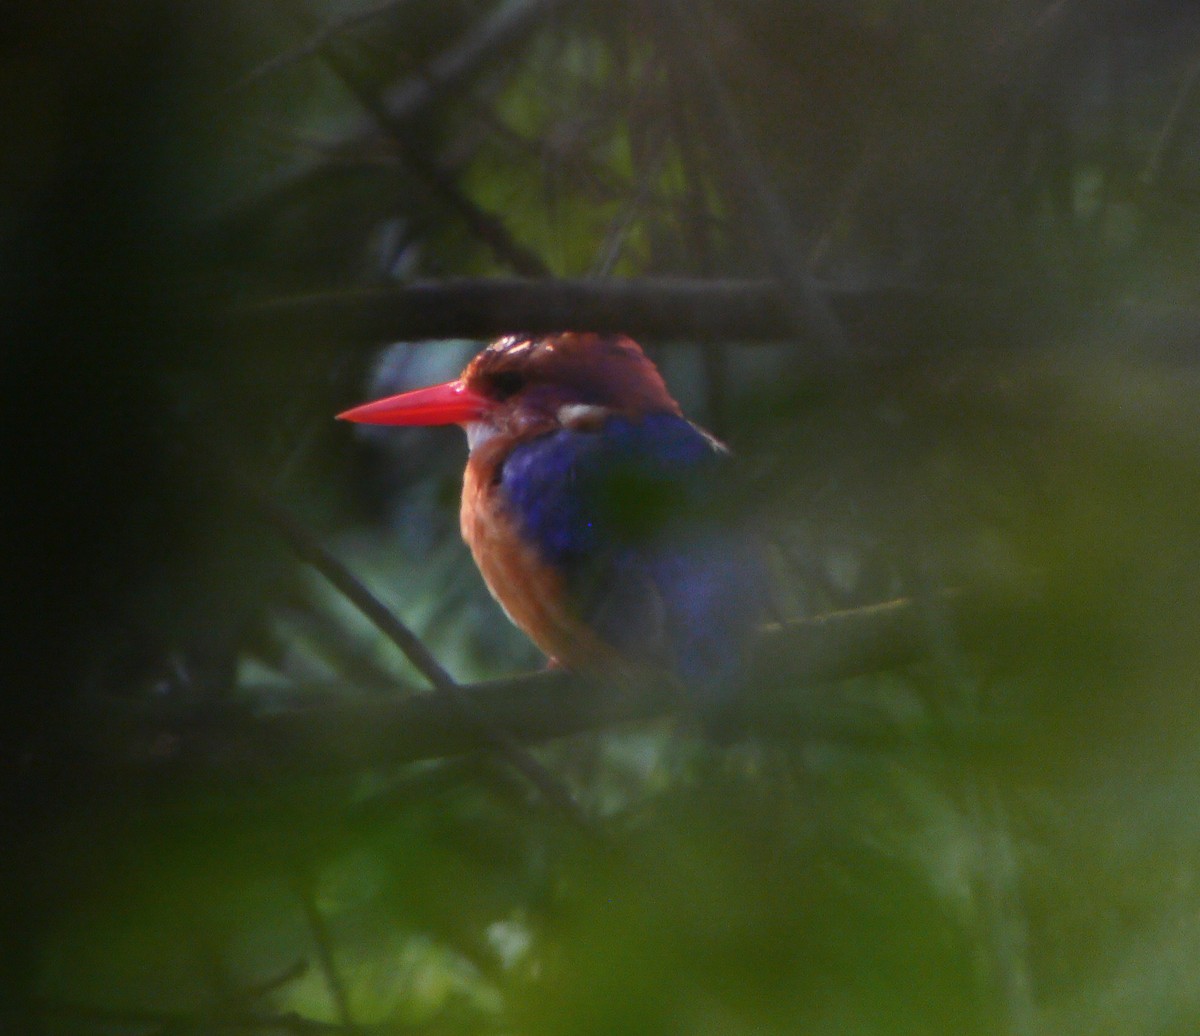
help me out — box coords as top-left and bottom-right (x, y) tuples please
(1141, 44), (1200, 187)
(965, 779), (1036, 1036)
(284, 0), (550, 275)
(591, 131), (668, 278)
(227, 0), (411, 96)
(662, 0), (849, 361)
(243, 483), (592, 829)
(375, 0), (565, 126)
(217, 0), (574, 249)
(293, 868), (360, 1035)
(252, 489), (456, 692)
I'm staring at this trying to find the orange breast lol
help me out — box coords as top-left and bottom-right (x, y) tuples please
(461, 453), (615, 669)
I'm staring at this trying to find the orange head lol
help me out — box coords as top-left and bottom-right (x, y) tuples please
(337, 333), (681, 449)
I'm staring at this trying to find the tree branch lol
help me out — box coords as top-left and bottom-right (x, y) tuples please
(57, 591), (1023, 789)
(242, 481), (591, 827)
(227, 0), (410, 96)
(234, 276), (1020, 346)
(293, 866), (360, 1035)
(374, 0), (566, 127)
(298, 0), (550, 276)
(242, 0), (566, 149)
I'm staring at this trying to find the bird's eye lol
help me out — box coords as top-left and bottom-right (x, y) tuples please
(490, 370), (526, 400)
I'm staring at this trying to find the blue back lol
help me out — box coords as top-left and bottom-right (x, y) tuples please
(498, 414), (762, 705)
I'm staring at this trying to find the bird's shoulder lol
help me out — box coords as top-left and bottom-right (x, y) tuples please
(493, 412), (761, 698)
(494, 412), (728, 566)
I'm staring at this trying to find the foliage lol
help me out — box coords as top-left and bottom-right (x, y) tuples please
(6, 1), (1200, 1033)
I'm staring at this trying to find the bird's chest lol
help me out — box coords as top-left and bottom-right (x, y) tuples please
(460, 455), (611, 667)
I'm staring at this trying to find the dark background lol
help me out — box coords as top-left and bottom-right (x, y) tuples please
(4, 1), (1200, 1032)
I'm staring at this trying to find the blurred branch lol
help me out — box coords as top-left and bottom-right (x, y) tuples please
(244, 482), (591, 827)
(234, 276), (1022, 345)
(294, 0), (550, 275)
(33, 999), (378, 1034)
(57, 591), (1024, 786)
(1141, 43), (1200, 188)
(661, 0), (849, 361)
(373, 0), (566, 127)
(293, 868), (360, 1035)
(245, 0), (565, 141)
(228, 0), (410, 94)
(215, 0), (572, 258)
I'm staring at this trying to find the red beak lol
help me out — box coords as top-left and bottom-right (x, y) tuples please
(337, 379), (492, 426)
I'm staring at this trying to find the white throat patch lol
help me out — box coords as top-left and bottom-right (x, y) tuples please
(463, 421), (499, 453)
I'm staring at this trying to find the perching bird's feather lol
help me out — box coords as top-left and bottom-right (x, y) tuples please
(340, 333), (763, 718)
(497, 413), (760, 700)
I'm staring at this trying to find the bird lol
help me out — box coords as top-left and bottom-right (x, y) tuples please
(338, 332), (762, 715)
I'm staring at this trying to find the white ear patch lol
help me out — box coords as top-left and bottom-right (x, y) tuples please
(557, 403), (611, 431)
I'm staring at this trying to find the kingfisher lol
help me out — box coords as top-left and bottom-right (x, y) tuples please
(338, 332), (762, 713)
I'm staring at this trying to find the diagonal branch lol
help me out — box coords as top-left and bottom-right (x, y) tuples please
(243, 0), (567, 143)
(244, 483), (591, 828)
(374, 0), (567, 127)
(292, 0), (550, 275)
(228, 0), (411, 96)
(215, 0), (571, 260)
(1141, 42), (1200, 188)
(292, 866), (361, 1034)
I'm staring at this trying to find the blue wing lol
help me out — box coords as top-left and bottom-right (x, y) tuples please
(497, 414), (762, 704)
